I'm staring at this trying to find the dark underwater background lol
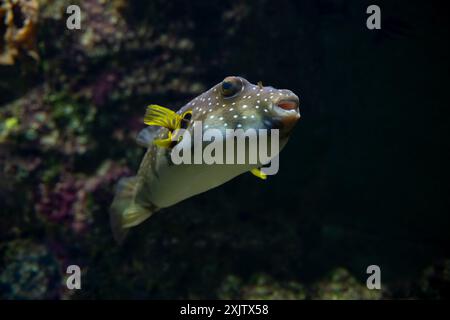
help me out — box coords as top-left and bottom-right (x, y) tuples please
(0, 0), (449, 299)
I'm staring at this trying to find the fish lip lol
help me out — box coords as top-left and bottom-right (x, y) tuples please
(275, 96), (299, 111)
(273, 96), (301, 119)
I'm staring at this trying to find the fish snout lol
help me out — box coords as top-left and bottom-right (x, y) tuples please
(273, 91), (301, 129)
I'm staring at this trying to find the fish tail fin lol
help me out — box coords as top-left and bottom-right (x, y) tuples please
(109, 176), (154, 244)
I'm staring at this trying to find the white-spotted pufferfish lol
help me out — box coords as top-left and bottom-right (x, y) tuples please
(110, 76), (300, 243)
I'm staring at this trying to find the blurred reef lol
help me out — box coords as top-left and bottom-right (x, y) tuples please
(1, 0), (449, 299)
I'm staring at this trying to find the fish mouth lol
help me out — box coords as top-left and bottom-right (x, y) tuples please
(274, 96), (300, 118)
(277, 98), (299, 111)
(273, 95), (301, 134)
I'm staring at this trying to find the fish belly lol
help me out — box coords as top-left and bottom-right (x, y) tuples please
(148, 159), (254, 208)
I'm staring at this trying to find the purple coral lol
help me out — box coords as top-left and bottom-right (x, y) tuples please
(90, 72), (121, 106)
(35, 162), (130, 234)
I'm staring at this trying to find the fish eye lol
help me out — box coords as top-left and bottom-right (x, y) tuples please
(221, 76), (243, 98)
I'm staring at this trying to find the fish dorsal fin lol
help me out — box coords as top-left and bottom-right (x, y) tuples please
(136, 126), (160, 148)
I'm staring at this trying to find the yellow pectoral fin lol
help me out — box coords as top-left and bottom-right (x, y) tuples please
(153, 138), (173, 148)
(179, 110), (193, 129)
(250, 168), (267, 180)
(144, 104), (182, 130)
(153, 131), (174, 148)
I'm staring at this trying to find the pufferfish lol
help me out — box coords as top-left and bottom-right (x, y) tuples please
(110, 76), (300, 243)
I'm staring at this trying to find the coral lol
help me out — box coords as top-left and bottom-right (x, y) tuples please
(218, 274), (307, 300)
(0, 88), (96, 155)
(35, 160), (130, 233)
(0, 0), (39, 65)
(37, 0), (204, 107)
(218, 271), (384, 300)
(311, 268), (382, 300)
(0, 239), (62, 299)
(417, 260), (450, 299)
